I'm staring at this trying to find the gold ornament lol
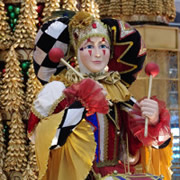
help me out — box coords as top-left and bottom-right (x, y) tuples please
(42, 0), (60, 23)
(61, 0), (78, 12)
(25, 62), (42, 118)
(0, 113), (7, 180)
(107, 0), (122, 18)
(22, 142), (39, 180)
(1, 45), (25, 115)
(122, 0), (134, 16)
(0, 1), (13, 50)
(14, 0), (38, 49)
(80, 0), (100, 18)
(4, 112), (27, 174)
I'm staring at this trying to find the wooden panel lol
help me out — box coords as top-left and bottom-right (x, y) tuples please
(135, 25), (179, 51)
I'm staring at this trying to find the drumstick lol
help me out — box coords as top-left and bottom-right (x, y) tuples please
(49, 48), (113, 106)
(49, 48), (84, 79)
(144, 62), (159, 137)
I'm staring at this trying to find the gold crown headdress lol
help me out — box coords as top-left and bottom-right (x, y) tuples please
(69, 11), (110, 54)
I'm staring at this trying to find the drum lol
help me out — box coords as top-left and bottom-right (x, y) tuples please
(101, 173), (163, 180)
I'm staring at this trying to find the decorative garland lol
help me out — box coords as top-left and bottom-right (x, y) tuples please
(0, 45), (27, 175)
(98, 0), (176, 23)
(0, 1), (13, 50)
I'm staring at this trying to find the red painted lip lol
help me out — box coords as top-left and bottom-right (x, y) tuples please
(92, 61), (102, 64)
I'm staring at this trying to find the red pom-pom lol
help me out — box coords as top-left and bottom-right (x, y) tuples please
(49, 48), (64, 63)
(36, 4), (44, 14)
(145, 62), (159, 77)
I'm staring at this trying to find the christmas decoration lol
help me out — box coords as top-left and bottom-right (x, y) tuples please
(0, 44), (27, 174)
(98, 0), (176, 23)
(0, 114), (7, 180)
(25, 62), (42, 118)
(22, 142), (39, 180)
(14, 0), (38, 49)
(42, 0), (60, 22)
(6, 4), (20, 32)
(21, 61), (30, 72)
(1, 44), (25, 114)
(23, 62), (42, 179)
(4, 112), (27, 173)
(162, 0), (176, 21)
(61, 0), (78, 13)
(36, 3), (44, 28)
(107, 0), (122, 18)
(122, 0), (134, 16)
(97, 0), (109, 17)
(0, 1), (13, 50)
(80, 0), (100, 18)
(134, 0), (149, 15)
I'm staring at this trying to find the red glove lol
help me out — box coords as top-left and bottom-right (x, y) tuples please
(63, 78), (109, 115)
(128, 96), (171, 146)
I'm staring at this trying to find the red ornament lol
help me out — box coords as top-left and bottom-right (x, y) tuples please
(49, 48), (64, 63)
(2, 69), (6, 74)
(145, 62), (159, 77)
(37, 4), (44, 14)
(92, 23), (97, 29)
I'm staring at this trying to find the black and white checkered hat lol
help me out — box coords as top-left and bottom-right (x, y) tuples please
(33, 12), (146, 87)
(33, 17), (70, 85)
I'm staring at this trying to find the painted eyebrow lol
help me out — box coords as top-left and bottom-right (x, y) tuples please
(99, 41), (110, 47)
(83, 39), (94, 46)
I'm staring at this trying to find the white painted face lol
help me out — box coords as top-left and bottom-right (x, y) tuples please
(78, 36), (110, 73)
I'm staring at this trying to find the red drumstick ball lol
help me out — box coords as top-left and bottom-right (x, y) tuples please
(49, 48), (64, 63)
(145, 62), (159, 77)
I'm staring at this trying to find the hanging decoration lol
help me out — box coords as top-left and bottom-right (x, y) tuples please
(61, 0), (78, 13)
(98, 0), (176, 23)
(134, 0), (149, 15)
(0, 1), (12, 50)
(6, 4), (20, 32)
(0, 113), (7, 180)
(80, 0), (100, 18)
(25, 62), (42, 118)
(97, 0), (109, 17)
(36, 3), (44, 29)
(0, 44), (27, 175)
(107, 0), (122, 18)
(22, 142), (39, 180)
(162, 0), (176, 21)
(42, 0), (60, 23)
(122, 0), (134, 16)
(13, 0), (38, 49)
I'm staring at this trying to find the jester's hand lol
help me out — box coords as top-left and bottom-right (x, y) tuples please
(63, 78), (109, 115)
(139, 98), (159, 125)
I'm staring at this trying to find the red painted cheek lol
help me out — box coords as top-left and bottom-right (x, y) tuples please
(88, 50), (92, 56)
(103, 50), (106, 55)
